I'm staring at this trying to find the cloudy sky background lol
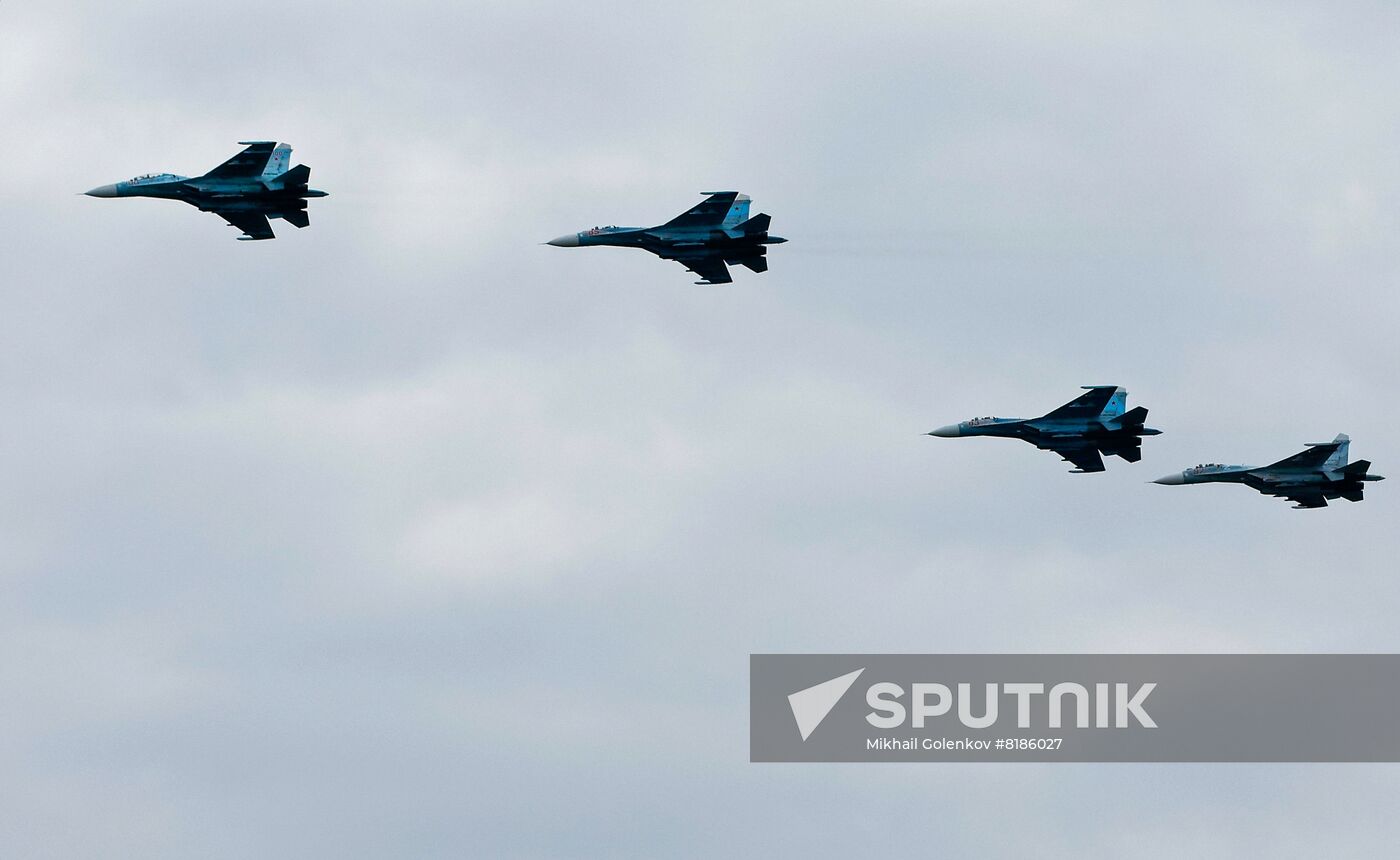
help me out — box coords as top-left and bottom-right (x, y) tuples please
(3, 1), (1400, 856)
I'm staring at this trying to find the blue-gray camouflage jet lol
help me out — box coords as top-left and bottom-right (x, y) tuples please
(546, 192), (786, 284)
(1153, 434), (1383, 508)
(927, 386), (1161, 473)
(85, 141), (327, 240)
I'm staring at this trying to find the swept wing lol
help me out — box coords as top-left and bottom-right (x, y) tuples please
(1262, 442), (1342, 472)
(666, 253), (733, 285)
(217, 211), (275, 240)
(202, 142), (280, 179)
(1041, 386), (1120, 420)
(660, 192), (740, 228)
(1051, 447), (1106, 473)
(1276, 487), (1329, 508)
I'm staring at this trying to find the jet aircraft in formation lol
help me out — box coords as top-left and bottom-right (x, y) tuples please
(926, 388), (1381, 508)
(85, 141), (327, 240)
(77, 143), (1384, 510)
(928, 386), (1161, 473)
(1153, 434), (1384, 509)
(547, 191), (786, 284)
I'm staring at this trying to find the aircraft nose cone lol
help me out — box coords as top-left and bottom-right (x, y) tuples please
(928, 425), (961, 438)
(84, 184), (119, 198)
(1153, 473), (1186, 485)
(547, 233), (580, 247)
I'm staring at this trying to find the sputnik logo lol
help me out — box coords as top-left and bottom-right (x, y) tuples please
(787, 668), (865, 741)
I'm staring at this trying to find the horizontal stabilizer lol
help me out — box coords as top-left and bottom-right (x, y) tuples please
(1110, 445), (1143, 463)
(735, 213), (771, 235)
(1342, 459), (1372, 476)
(1114, 406), (1149, 427)
(738, 256), (768, 273)
(1340, 487), (1365, 502)
(281, 209), (310, 229)
(276, 164), (311, 188)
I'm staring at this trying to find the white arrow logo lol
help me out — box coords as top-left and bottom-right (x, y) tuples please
(788, 668), (865, 741)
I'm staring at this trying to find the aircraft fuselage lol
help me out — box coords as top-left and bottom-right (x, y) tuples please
(87, 175), (327, 211)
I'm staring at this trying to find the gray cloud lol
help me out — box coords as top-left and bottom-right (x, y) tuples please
(2, 1), (1400, 856)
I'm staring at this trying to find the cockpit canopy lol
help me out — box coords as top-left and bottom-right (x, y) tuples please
(127, 173), (182, 184)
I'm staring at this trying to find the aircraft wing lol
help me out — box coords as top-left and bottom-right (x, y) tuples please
(1262, 442), (1341, 471)
(1276, 488), (1329, 509)
(672, 254), (732, 285)
(1042, 386), (1120, 420)
(1053, 447), (1106, 473)
(216, 211), (276, 240)
(203, 141), (279, 179)
(661, 192), (740, 228)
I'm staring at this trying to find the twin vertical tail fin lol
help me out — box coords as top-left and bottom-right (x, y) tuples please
(1339, 458), (1373, 503)
(261, 143), (293, 179)
(1322, 434), (1351, 471)
(721, 194), (752, 228)
(1100, 387), (1127, 418)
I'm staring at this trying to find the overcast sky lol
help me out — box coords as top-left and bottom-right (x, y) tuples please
(3, 1), (1400, 856)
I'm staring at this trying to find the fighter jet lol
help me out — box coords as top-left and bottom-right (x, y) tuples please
(546, 192), (786, 284)
(1153, 434), (1384, 509)
(85, 141), (327, 240)
(927, 386), (1161, 473)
